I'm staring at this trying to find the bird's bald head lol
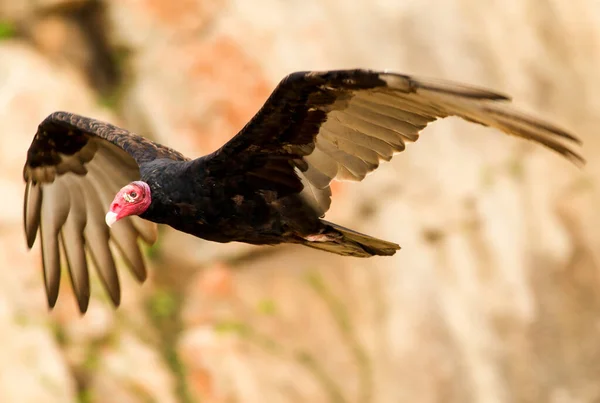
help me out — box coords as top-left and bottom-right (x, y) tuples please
(106, 181), (152, 227)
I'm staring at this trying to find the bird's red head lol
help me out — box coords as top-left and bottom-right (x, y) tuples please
(105, 181), (151, 227)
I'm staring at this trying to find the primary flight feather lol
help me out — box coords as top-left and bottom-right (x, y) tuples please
(23, 69), (583, 313)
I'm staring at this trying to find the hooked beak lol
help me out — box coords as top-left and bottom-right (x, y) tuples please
(105, 211), (118, 227)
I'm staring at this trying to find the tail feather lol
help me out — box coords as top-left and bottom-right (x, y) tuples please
(302, 220), (400, 258)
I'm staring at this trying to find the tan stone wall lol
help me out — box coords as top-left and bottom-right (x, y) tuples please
(1, 0), (599, 402)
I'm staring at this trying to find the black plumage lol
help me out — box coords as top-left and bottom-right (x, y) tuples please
(23, 69), (583, 313)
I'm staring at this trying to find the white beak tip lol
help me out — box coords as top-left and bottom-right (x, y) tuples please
(105, 212), (118, 227)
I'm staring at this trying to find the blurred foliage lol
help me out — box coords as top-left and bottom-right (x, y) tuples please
(256, 298), (278, 315)
(147, 289), (178, 321)
(0, 21), (16, 40)
(295, 351), (347, 403)
(305, 272), (373, 403)
(146, 288), (193, 403)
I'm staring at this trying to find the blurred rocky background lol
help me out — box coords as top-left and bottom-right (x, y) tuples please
(1, 0), (600, 402)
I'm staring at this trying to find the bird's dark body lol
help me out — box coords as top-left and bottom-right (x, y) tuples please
(22, 69), (583, 313)
(139, 158), (321, 245)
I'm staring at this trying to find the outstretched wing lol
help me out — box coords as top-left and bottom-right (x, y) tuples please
(205, 69), (583, 216)
(23, 111), (187, 313)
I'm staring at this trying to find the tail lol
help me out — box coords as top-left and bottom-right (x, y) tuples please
(302, 220), (400, 258)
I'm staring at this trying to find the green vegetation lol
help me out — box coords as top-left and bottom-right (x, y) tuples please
(49, 321), (68, 347)
(295, 351), (347, 403)
(146, 288), (194, 403)
(0, 21), (16, 40)
(305, 271), (373, 403)
(256, 298), (277, 315)
(76, 388), (93, 403)
(214, 319), (250, 336)
(148, 289), (178, 321)
(507, 157), (525, 180)
(143, 239), (162, 261)
(214, 319), (280, 353)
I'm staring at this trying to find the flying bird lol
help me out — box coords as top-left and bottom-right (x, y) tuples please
(23, 70), (583, 313)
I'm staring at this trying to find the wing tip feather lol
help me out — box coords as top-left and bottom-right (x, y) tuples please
(379, 73), (512, 101)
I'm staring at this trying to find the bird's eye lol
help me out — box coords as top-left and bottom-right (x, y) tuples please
(123, 190), (138, 203)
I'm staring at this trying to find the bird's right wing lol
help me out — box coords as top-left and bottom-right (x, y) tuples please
(23, 111), (187, 313)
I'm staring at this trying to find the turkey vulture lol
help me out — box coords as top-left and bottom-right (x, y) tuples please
(23, 69), (583, 313)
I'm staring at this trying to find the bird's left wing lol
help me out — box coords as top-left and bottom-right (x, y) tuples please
(23, 111), (187, 313)
(204, 69), (583, 217)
